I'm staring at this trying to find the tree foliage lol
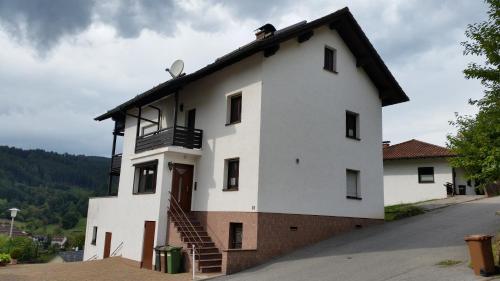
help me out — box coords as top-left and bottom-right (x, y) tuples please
(0, 146), (109, 233)
(448, 0), (500, 187)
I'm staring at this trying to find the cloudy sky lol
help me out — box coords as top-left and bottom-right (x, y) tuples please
(0, 0), (488, 156)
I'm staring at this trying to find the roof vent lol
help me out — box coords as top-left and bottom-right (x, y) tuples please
(254, 23), (276, 40)
(383, 141), (391, 148)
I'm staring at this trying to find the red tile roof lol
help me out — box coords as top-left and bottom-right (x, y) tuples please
(383, 139), (455, 160)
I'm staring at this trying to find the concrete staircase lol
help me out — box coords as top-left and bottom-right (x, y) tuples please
(168, 196), (222, 273)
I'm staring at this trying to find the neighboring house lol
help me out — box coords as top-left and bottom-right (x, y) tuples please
(383, 139), (476, 206)
(84, 8), (408, 274)
(51, 236), (68, 248)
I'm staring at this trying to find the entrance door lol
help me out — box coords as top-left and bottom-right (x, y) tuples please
(141, 221), (156, 270)
(103, 232), (112, 258)
(171, 164), (194, 212)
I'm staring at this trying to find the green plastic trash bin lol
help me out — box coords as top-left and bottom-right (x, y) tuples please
(166, 246), (183, 274)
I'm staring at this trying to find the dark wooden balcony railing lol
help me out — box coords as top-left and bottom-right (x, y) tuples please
(135, 125), (203, 153)
(110, 154), (122, 175)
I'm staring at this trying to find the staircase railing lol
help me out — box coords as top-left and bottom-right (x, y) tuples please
(111, 241), (124, 257)
(86, 254), (98, 261)
(167, 191), (205, 258)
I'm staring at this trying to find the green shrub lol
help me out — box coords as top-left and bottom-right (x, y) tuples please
(385, 204), (425, 221)
(9, 247), (22, 260)
(0, 253), (11, 264)
(67, 233), (85, 250)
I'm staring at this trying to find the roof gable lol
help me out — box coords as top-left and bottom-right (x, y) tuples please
(96, 7), (409, 121)
(383, 139), (455, 160)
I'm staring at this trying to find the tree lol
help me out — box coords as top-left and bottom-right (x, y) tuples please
(447, 0), (500, 188)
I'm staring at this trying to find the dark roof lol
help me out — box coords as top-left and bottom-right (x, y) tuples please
(383, 139), (456, 160)
(96, 7), (409, 121)
(59, 250), (84, 262)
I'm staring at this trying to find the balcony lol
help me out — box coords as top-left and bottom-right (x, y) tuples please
(135, 125), (203, 153)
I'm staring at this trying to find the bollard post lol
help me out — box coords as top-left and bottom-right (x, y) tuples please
(192, 244), (195, 280)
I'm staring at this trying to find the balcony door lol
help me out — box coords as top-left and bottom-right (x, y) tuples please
(171, 163), (194, 212)
(186, 109), (196, 129)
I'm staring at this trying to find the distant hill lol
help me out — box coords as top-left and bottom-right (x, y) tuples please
(0, 146), (109, 234)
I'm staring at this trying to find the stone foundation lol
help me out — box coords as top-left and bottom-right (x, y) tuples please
(192, 211), (382, 274)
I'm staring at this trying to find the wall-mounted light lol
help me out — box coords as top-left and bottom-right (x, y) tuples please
(168, 161), (174, 171)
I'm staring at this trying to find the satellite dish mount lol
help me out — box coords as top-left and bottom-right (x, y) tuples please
(166, 60), (184, 78)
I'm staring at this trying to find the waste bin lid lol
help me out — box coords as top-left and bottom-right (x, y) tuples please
(464, 234), (493, 241)
(166, 246), (183, 251)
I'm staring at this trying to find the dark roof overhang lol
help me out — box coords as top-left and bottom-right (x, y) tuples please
(95, 7), (409, 121)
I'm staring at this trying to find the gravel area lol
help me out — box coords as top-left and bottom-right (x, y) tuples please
(0, 257), (203, 281)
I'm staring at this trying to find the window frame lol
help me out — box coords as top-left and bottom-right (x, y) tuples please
(229, 222), (243, 249)
(226, 93), (242, 125)
(346, 111), (360, 140)
(323, 46), (338, 73)
(91, 226), (98, 245)
(133, 160), (158, 194)
(346, 169), (361, 200)
(418, 167), (435, 183)
(224, 158), (240, 191)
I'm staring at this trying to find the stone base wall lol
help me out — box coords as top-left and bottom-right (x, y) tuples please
(192, 211), (383, 274)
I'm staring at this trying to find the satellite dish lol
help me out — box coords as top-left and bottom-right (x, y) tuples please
(166, 59), (184, 78)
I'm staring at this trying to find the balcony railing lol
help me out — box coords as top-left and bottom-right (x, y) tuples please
(135, 125), (203, 153)
(110, 154), (122, 175)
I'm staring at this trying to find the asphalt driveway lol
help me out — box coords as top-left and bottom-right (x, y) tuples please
(217, 196), (500, 281)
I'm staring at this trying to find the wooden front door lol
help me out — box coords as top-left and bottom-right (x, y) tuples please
(141, 221), (156, 270)
(103, 232), (112, 258)
(171, 164), (194, 212)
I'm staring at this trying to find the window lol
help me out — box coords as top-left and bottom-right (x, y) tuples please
(229, 223), (243, 249)
(227, 94), (242, 125)
(133, 161), (158, 194)
(225, 158), (239, 190)
(418, 167), (434, 183)
(346, 169), (361, 199)
(142, 124), (157, 136)
(346, 111), (359, 139)
(324, 46), (337, 73)
(91, 226), (98, 245)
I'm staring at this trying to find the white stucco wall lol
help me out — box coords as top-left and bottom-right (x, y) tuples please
(84, 54), (264, 263)
(383, 158), (451, 206)
(177, 55), (263, 212)
(257, 26), (385, 219)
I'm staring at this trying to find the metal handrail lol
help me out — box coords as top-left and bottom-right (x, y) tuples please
(168, 192), (205, 255)
(86, 254), (98, 261)
(111, 241), (124, 257)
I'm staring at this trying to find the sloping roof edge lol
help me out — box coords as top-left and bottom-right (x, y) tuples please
(95, 7), (409, 121)
(383, 139), (456, 160)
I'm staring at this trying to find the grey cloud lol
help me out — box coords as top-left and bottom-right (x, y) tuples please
(358, 0), (487, 65)
(96, 0), (177, 38)
(0, 0), (181, 53)
(0, 0), (93, 51)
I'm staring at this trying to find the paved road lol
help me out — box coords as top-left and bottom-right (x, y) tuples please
(217, 196), (500, 281)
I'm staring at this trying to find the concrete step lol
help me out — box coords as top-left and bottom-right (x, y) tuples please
(199, 265), (222, 273)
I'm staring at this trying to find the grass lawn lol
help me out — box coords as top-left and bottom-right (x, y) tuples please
(385, 204), (425, 221)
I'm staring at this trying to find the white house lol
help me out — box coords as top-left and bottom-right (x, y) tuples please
(383, 139), (477, 206)
(84, 8), (408, 274)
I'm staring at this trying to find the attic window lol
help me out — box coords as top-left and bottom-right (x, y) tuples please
(324, 46), (337, 73)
